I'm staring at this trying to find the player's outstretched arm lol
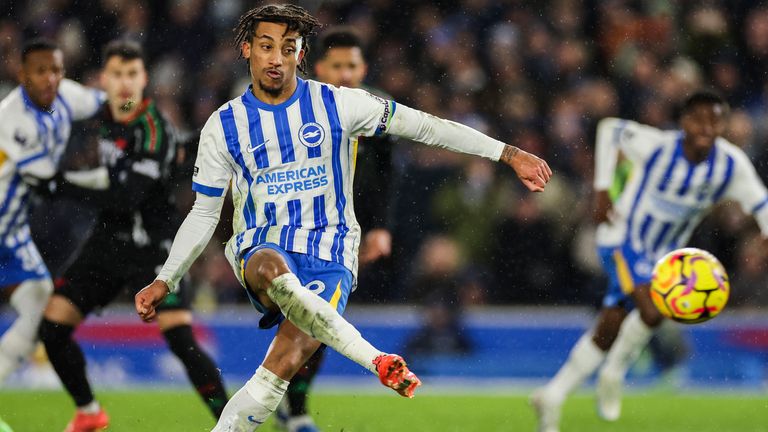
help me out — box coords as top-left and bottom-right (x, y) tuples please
(134, 192), (224, 322)
(373, 101), (552, 191)
(498, 145), (552, 192)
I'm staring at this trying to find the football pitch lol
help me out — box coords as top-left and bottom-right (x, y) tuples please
(1, 390), (767, 431)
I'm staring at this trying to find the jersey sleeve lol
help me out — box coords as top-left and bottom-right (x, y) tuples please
(191, 112), (232, 197)
(723, 148), (768, 236)
(0, 117), (56, 179)
(594, 118), (665, 190)
(335, 86), (397, 138)
(57, 79), (106, 121)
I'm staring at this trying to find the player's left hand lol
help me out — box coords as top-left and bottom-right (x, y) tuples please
(501, 145), (552, 192)
(135, 280), (170, 322)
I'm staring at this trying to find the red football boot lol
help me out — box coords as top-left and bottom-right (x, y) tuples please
(373, 353), (422, 398)
(63, 408), (109, 432)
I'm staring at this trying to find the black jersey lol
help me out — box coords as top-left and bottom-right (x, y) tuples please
(86, 100), (179, 244)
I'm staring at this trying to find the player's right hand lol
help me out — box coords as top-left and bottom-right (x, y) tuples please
(135, 280), (170, 322)
(501, 145), (552, 192)
(593, 190), (613, 224)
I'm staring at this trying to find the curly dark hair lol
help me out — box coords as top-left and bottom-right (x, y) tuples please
(233, 4), (321, 74)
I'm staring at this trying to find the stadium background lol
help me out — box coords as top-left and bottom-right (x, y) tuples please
(1, 0), (768, 431)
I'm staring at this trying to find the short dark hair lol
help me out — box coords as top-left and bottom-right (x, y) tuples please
(318, 27), (364, 58)
(21, 38), (59, 63)
(233, 3), (321, 73)
(102, 39), (145, 65)
(681, 90), (729, 116)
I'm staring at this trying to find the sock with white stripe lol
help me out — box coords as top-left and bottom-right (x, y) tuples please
(267, 273), (382, 373)
(213, 366), (288, 431)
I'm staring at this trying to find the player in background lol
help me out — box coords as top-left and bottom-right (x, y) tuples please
(0, 39), (103, 391)
(532, 91), (768, 432)
(38, 40), (228, 432)
(273, 26), (396, 432)
(135, 4), (551, 430)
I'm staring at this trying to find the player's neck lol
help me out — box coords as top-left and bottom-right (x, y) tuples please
(681, 141), (711, 164)
(250, 77), (297, 105)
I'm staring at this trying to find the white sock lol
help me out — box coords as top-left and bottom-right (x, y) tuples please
(0, 278), (53, 384)
(213, 366), (289, 431)
(599, 309), (654, 379)
(78, 400), (101, 414)
(267, 273), (382, 373)
(542, 332), (606, 403)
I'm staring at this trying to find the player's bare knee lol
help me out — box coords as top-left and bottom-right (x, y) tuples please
(245, 249), (291, 290)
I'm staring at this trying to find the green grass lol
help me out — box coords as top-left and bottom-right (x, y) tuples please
(0, 390), (767, 431)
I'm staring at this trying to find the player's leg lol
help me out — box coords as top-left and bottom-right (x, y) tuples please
(38, 256), (116, 431)
(275, 346), (325, 432)
(596, 282), (662, 421)
(0, 242), (54, 384)
(156, 306), (229, 419)
(0, 278), (53, 384)
(243, 247), (419, 394)
(532, 245), (631, 432)
(531, 307), (625, 432)
(214, 319), (320, 431)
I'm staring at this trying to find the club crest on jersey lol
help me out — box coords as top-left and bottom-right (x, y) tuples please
(298, 122), (325, 148)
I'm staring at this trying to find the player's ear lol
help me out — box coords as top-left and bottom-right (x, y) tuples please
(297, 49), (305, 63)
(241, 41), (252, 59)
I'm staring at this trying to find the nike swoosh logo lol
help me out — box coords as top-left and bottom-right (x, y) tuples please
(246, 139), (270, 153)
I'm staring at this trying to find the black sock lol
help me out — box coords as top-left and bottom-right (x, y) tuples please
(39, 319), (94, 407)
(162, 324), (228, 419)
(287, 345), (326, 416)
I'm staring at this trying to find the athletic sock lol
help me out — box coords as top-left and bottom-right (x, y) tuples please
(78, 400), (101, 414)
(213, 366), (288, 431)
(267, 273), (382, 373)
(542, 332), (606, 402)
(163, 324), (228, 418)
(39, 319), (95, 407)
(0, 279), (53, 384)
(600, 309), (654, 379)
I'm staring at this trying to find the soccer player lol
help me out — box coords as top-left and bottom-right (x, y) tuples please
(532, 91), (768, 432)
(0, 39), (103, 387)
(38, 39), (228, 432)
(273, 26), (396, 432)
(134, 5), (551, 430)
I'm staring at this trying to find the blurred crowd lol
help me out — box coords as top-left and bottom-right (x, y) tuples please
(2, 0), (767, 315)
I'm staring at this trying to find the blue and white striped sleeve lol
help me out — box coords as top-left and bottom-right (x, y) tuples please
(192, 113), (232, 197)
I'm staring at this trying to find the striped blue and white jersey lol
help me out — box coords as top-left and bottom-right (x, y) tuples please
(0, 79), (104, 250)
(594, 118), (768, 260)
(192, 78), (399, 277)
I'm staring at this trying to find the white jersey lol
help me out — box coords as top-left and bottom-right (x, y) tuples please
(0, 79), (103, 250)
(193, 78), (405, 275)
(594, 118), (768, 260)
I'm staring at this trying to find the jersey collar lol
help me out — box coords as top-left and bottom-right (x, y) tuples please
(241, 77), (307, 111)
